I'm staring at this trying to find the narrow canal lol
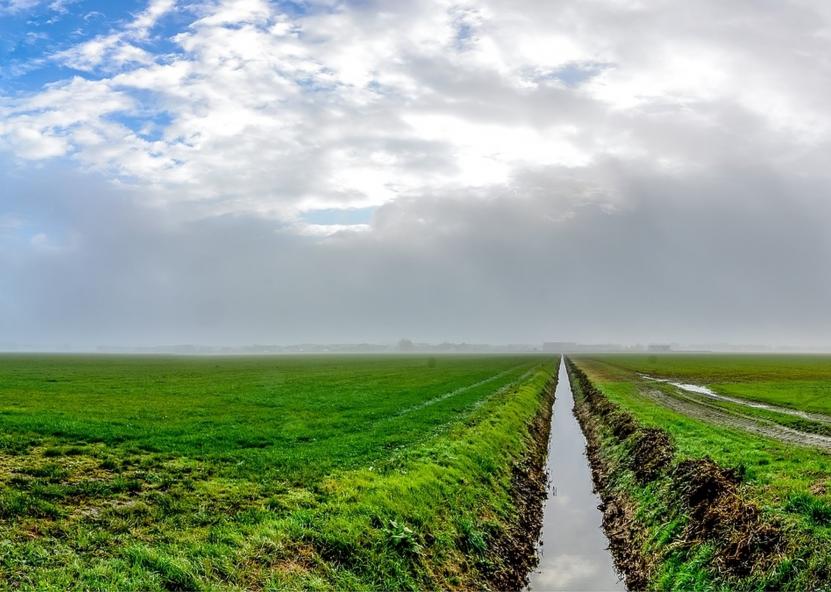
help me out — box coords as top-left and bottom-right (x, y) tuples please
(526, 357), (625, 591)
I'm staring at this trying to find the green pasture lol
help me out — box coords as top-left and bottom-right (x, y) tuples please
(0, 354), (554, 590)
(589, 354), (831, 415)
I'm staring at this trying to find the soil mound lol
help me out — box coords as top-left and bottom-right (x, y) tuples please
(609, 410), (639, 440)
(599, 496), (650, 590)
(629, 428), (674, 483)
(672, 458), (738, 509)
(671, 458), (782, 575)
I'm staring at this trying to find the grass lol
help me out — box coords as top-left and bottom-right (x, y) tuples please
(0, 354), (555, 590)
(571, 355), (831, 590)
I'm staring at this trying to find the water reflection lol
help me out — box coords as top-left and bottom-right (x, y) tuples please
(526, 358), (625, 591)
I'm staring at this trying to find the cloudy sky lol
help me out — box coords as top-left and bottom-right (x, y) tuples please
(1, 0), (830, 348)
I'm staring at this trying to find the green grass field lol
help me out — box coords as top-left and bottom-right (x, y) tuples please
(0, 354), (555, 590)
(572, 354), (831, 590)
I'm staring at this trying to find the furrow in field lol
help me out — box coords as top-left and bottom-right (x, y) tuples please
(641, 386), (831, 451)
(391, 363), (537, 418)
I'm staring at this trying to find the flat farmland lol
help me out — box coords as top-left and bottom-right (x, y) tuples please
(0, 354), (555, 590)
(587, 354), (831, 415)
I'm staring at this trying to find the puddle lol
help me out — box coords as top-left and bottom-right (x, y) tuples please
(527, 358), (625, 591)
(668, 381), (717, 396)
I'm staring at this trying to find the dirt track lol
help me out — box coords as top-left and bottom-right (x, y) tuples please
(643, 387), (831, 451)
(642, 375), (831, 425)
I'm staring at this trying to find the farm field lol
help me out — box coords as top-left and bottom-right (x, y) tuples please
(588, 354), (831, 416)
(0, 354), (556, 590)
(570, 354), (831, 590)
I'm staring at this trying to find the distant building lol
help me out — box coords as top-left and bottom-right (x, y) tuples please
(543, 342), (578, 353)
(647, 344), (672, 352)
(397, 338), (416, 352)
(543, 342), (630, 353)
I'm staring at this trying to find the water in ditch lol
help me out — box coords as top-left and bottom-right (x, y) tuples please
(526, 358), (625, 591)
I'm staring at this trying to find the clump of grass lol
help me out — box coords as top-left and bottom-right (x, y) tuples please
(21, 463), (68, 480)
(124, 545), (201, 591)
(0, 491), (61, 519)
(43, 445), (86, 458)
(0, 434), (36, 455)
(456, 516), (488, 555)
(99, 458), (119, 471)
(785, 493), (831, 526)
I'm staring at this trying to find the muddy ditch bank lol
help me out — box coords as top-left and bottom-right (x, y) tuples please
(565, 357), (786, 589)
(486, 370), (557, 591)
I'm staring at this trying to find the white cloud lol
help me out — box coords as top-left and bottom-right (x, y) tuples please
(0, 0), (79, 14)
(5, 125), (69, 158)
(128, 0), (177, 37)
(3, 0), (831, 235)
(0, 0), (41, 13)
(51, 0), (176, 71)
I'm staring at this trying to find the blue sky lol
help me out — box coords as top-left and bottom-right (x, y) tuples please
(1, 1), (147, 89)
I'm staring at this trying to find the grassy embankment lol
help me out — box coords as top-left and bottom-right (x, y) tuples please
(0, 354), (556, 590)
(568, 355), (831, 591)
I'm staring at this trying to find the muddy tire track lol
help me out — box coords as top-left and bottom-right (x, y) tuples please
(642, 387), (831, 451)
(692, 390), (831, 425)
(642, 375), (831, 425)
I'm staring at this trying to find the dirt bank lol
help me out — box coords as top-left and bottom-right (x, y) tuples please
(565, 357), (785, 589)
(486, 371), (557, 591)
(567, 359), (652, 589)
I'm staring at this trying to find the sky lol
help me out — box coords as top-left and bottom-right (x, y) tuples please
(1, 0), (830, 348)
